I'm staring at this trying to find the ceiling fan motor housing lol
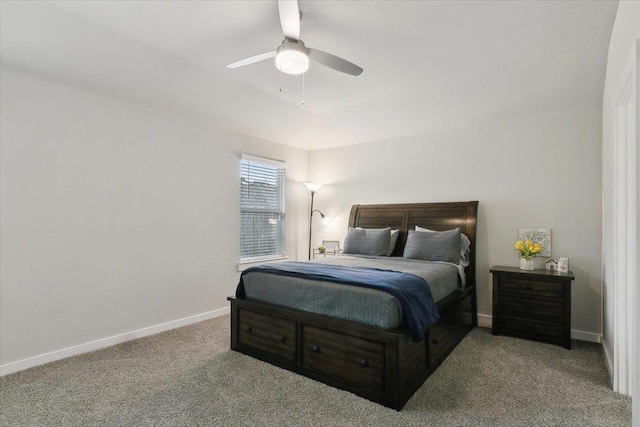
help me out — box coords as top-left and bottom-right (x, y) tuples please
(276, 39), (309, 74)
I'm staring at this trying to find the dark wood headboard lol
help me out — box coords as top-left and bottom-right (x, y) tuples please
(348, 201), (479, 287)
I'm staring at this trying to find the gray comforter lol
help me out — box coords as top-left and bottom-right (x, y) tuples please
(240, 255), (461, 329)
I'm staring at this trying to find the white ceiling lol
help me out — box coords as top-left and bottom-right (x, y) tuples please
(0, 1), (617, 150)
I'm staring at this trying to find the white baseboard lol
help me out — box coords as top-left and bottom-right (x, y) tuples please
(570, 329), (601, 343)
(601, 337), (614, 388)
(475, 314), (602, 343)
(1, 307), (604, 376)
(0, 307), (230, 377)
(477, 313), (492, 328)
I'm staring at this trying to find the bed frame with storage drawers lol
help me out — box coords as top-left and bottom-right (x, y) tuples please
(228, 201), (479, 410)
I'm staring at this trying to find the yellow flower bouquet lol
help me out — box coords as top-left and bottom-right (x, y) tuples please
(515, 240), (543, 260)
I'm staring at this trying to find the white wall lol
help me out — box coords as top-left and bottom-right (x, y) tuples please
(309, 106), (602, 336)
(0, 68), (309, 370)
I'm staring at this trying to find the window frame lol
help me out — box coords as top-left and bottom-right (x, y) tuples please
(238, 154), (287, 267)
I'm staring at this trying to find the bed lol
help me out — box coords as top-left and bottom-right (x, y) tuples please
(228, 201), (479, 410)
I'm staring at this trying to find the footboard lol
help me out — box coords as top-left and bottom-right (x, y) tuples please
(228, 288), (474, 410)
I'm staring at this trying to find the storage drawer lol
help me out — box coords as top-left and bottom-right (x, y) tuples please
(429, 323), (454, 364)
(497, 295), (564, 321)
(497, 277), (563, 299)
(429, 310), (458, 364)
(238, 309), (296, 361)
(496, 313), (564, 342)
(302, 325), (384, 392)
(428, 306), (472, 365)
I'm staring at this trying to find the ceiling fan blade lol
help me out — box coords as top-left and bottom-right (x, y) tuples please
(226, 51), (276, 69)
(278, 0), (300, 41)
(308, 48), (363, 76)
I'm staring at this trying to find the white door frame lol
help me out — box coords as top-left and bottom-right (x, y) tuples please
(613, 44), (637, 398)
(633, 37), (640, 427)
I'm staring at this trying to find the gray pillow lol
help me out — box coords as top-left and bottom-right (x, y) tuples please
(403, 228), (462, 263)
(343, 227), (391, 256)
(388, 229), (400, 256)
(415, 225), (471, 266)
(356, 227), (399, 256)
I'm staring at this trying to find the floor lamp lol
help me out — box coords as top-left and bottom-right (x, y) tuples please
(304, 182), (330, 260)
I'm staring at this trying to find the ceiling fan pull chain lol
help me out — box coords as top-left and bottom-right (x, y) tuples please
(302, 72), (305, 105)
(280, 70), (283, 93)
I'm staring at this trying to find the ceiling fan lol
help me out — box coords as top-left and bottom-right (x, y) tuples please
(226, 0), (363, 76)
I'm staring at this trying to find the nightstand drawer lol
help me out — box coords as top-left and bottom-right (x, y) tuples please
(497, 314), (564, 342)
(238, 309), (296, 361)
(497, 277), (564, 299)
(497, 295), (565, 320)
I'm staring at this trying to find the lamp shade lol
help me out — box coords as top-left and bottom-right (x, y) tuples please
(276, 49), (309, 75)
(276, 41), (310, 75)
(304, 182), (323, 192)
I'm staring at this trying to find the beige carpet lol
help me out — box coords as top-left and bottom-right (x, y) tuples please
(0, 315), (631, 426)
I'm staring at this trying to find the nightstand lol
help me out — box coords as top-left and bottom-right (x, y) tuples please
(313, 249), (343, 259)
(490, 266), (574, 349)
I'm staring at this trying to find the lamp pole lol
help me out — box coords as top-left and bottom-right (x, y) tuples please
(308, 190), (315, 260)
(304, 182), (325, 261)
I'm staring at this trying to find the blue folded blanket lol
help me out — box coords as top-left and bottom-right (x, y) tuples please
(237, 261), (439, 341)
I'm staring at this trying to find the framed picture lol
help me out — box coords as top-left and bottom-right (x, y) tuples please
(558, 257), (569, 273)
(322, 240), (340, 251)
(518, 228), (552, 257)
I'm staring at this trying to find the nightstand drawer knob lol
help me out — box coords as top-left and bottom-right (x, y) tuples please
(431, 338), (439, 345)
(245, 326), (252, 332)
(312, 345), (320, 353)
(360, 359), (369, 368)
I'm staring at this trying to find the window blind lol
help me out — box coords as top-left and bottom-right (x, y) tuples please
(240, 155), (286, 261)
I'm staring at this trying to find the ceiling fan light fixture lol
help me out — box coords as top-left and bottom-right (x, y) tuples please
(276, 40), (309, 75)
(227, 1), (363, 77)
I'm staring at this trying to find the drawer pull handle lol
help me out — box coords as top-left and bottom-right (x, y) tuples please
(312, 345), (320, 353)
(274, 335), (286, 343)
(245, 326), (252, 333)
(360, 359), (369, 368)
(524, 285), (533, 290)
(448, 325), (455, 331)
(431, 338), (439, 345)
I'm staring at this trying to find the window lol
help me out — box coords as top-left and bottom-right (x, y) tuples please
(240, 154), (286, 262)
